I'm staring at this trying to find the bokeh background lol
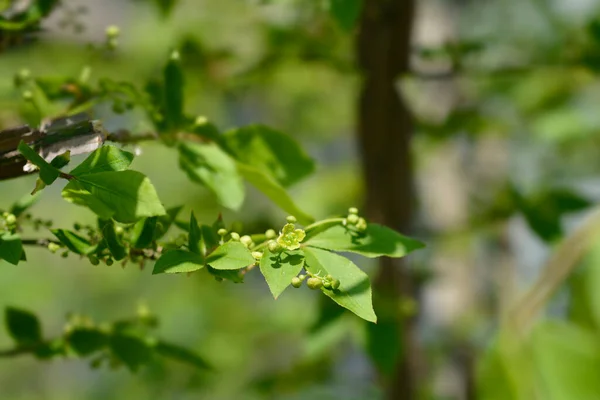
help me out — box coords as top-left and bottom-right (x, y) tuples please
(2, 0), (600, 399)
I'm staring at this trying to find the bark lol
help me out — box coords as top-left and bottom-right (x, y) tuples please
(356, 0), (418, 398)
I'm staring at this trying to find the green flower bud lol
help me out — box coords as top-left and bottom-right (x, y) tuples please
(217, 228), (227, 236)
(348, 207), (359, 215)
(61, 251), (69, 258)
(105, 25), (120, 38)
(105, 258), (114, 266)
(323, 281), (332, 289)
(331, 279), (341, 290)
(265, 229), (277, 239)
(47, 242), (60, 253)
(347, 213), (359, 225)
(230, 232), (240, 241)
(240, 235), (253, 247)
(298, 274), (306, 281)
(325, 274), (333, 281)
(307, 277), (323, 290)
(22, 90), (33, 101)
(214, 276), (223, 282)
(291, 276), (302, 288)
(355, 217), (368, 232)
(286, 215), (297, 223)
(267, 240), (280, 253)
(89, 255), (100, 266)
(115, 225), (124, 235)
(195, 116), (208, 126)
(252, 251), (263, 260)
(4, 213), (16, 225)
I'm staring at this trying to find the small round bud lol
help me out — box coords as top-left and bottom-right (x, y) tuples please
(105, 258), (114, 266)
(61, 251), (69, 258)
(170, 50), (180, 61)
(267, 240), (280, 253)
(106, 25), (120, 38)
(298, 274), (306, 281)
(89, 255), (100, 266)
(4, 214), (16, 225)
(74, 223), (82, 231)
(115, 226), (124, 235)
(240, 235), (253, 247)
(265, 229), (277, 239)
(347, 214), (359, 225)
(355, 217), (368, 232)
(291, 277), (302, 288)
(348, 207), (359, 215)
(22, 90), (33, 101)
(195, 116), (208, 126)
(323, 281), (332, 289)
(47, 242), (60, 253)
(331, 279), (340, 290)
(325, 274), (333, 281)
(252, 251), (263, 260)
(217, 228), (227, 236)
(230, 232), (240, 241)
(214, 276), (223, 282)
(307, 277), (323, 290)
(286, 215), (297, 224)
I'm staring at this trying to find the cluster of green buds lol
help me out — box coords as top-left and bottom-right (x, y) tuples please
(268, 216), (306, 253)
(105, 25), (120, 50)
(0, 211), (17, 232)
(345, 207), (367, 232)
(291, 272), (340, 291)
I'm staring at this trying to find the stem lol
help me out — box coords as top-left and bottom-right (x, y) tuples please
(21, 238), (59, 247)
(303, 217), (345, 233)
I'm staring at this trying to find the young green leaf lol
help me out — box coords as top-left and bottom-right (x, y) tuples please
(179, 142), (245, 210)
(259, 248), (305, 299)
(100, 219), (127, 260)
(237, 162), (314, 225)
(0, 233), (23, 265)
(51, 229), (95, 255)
(206, 266), (244, 283)
(206, 241), (254, 270)
(49, 150), (71, 169)
(303, 247), (376, 323)
(109, 333), (153, 372)
(9, 191), (42, 217)
(152, 250), (205, 274)
(224, 125), (315, 187)
(305, 223), (424, 258)
(155, 340), (212, 370)
(188, 211), (202, 254)
(17, 141), (60, 185)
(67, 328), (108, 356)
(62, 170), (166, 223)
(130, 217), (158, 249)
(155, 206), (183, 239)
(69, 145), (134, 176)
(5, 307), (42, 344)
(163, 51), (184, 131)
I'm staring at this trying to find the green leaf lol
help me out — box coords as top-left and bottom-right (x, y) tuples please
(237, 163), (314, 225)
(67, 328), (108, 356)
(206, 266), (244, 283)
(328, 0), (362, 31)
(155, 206), (183, 239)
(259, 249), (304, 299)
(179, 142), (245, 210)
(109, 333), (153, 372)
(130, 217), (158, 249)
(0, 233), (23, 265)
(188, 211), (202, 255)
(70, 145), (134, 176)
(155, 340), (211, 370)
(303, 247), (376, 323)
(17, 141), (60, 185)
(305, 223), (424, 258)
(62, 170), (166, 223)
(5, 307), (42, 344)
(51, 229), (95, 255)
(224, 125), (315, 187)
(532, 321), (600, 400)
(163, 51), (184, 131)
(201, 224), (220, 252)
(9, 192), (42, 217)
(100, 219), (127, 260)
(49, 150), (71, 169)
(152, 250), (205, 274)
(205, 241), (255, 270)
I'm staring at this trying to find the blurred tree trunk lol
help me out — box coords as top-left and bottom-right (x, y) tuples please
(356, 0), (419, 399)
